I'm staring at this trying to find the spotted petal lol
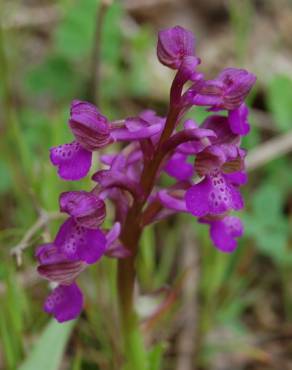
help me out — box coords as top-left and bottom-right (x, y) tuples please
(209, 216), (243, 253)
(44, 283), (83, 323)
(50, 141), (92, 180)
(185, 172), (244, 217)
(55, 218), (106, 264)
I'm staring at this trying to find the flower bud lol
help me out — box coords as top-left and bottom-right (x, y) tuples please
(69, 100), (112, 151)
(157, 25), (196, 69)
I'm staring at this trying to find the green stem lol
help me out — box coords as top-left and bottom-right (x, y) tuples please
(117, 104), (181, 368)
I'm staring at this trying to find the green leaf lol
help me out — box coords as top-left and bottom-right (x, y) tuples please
(267, 75), (292, 132)
(18, 320), (75, 370)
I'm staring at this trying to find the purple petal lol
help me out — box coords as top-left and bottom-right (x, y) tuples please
(164, 153), (193, 181)
(195, 146), (226, 176)
(224, 171), (248, 186)
(103, 222), (130, 259)
(157, 25), (195, 69)
(185, 68), (256, 110)
(92, 170), (143, 198)
(195, 144), (245, 176)
(55, 218), (107, 264)
(38, 261), (86, 285)
(185, 172), (244, 217)
(163, 127), (216, 151)
(50, 141), (92, 181)
(139, 110), (166, 127)
(186, 80), (224, 108)
(111, 116), (163, 142)
(185, 179), (210, 217)
(69, 100), (111, 151)
(36, 243), (86, 285)
(209, 216), (243, 253)
(158, 190), (187, 212)
(218, 68), (256, 110)
(44, 283), (83, 322)
(36, 243), (64, 265)
(228, 103), (250, 135)
(105, 222), (121, 247)
(183, 119), (198, 129)
(202, 115), (239, 145)
(59, 191), (106, 229)
(111, 124), (162, 141)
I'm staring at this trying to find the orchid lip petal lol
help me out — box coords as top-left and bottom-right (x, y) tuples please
(200, 215), (243, 253)
(50, 141), (92, 181)
(185, 172), (244, 217)
(44, 283), (83, 323)
(54, 218), (107, 264)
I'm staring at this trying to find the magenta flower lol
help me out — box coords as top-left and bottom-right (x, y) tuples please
(50, 99), (112, 181)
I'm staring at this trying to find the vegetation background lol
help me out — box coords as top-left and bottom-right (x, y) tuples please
(1, 0), (292, 369)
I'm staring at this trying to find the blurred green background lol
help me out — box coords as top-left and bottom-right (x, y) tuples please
(1, 0), (292, 369)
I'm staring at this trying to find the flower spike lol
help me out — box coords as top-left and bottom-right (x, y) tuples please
(39, 26), (256, 322)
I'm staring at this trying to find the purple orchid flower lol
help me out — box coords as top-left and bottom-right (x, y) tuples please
(184, 68), (256, 111)
(50, 100), (113, 181)
(38, 25), (256, 322)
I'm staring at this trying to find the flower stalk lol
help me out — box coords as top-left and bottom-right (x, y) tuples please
(117, 103), (182, 367)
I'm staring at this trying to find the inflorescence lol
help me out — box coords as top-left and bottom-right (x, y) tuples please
(36, 26), (256, 322)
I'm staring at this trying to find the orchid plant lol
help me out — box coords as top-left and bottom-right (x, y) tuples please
(36, 25), (256, 365)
